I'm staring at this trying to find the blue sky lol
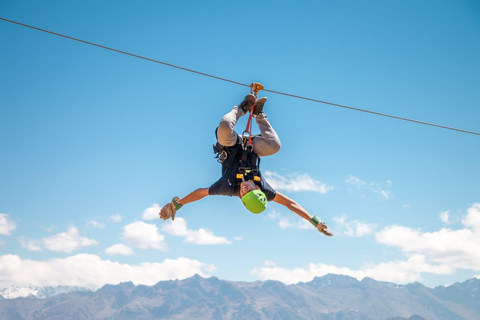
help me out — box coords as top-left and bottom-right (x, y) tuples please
(1, 0), (479, 289)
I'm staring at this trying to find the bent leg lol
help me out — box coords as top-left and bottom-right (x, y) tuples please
(253, 113), (281, 157)
(216, 106), (245, 147)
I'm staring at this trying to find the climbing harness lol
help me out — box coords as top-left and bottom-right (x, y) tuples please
(236, 146), (262, 184)
(238, 82), (264, 183)
(213, 82), (265, 185)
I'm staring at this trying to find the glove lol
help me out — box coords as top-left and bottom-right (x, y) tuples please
(159, 197), (182, 221)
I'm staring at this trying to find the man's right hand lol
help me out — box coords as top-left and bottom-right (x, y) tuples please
(159, 201), (176, 221)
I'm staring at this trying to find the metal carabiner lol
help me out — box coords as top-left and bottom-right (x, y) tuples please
(250, 82), (264, 96)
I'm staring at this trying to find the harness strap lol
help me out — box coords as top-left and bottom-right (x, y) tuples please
(224, 144), (239, 168)
(236, 142), (262, 184)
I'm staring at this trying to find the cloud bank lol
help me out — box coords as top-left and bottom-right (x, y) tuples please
(123, 221), (167, 250)
(251, 255), (452, 285)
(253, 203), (480, 285)
(162, 218), (231, 245)
(376, 203), (480, 271)
(105, 244), (135, 256)
(43, 227), (98, 253)
(0, 254), (215, 289)
(0, 214), (16, 236)
(142, 204), (161, 221)
(333, 214), (377, 237)
(264, 171), (332, 194)
(19, 227), (98, 253)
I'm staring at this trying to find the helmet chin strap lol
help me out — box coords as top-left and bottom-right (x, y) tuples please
(240, 179), (257, 198)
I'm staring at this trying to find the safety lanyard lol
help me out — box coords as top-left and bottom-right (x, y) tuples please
(243, 82), (264, 148)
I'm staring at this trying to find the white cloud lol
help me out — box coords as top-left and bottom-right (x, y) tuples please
(234, 236), (244, 241)
(123, 221), (167, 250)
(0, 214), (16, 236)
(345, 175), (366, 189)
(41, 225), (55, 233)
(376, 203), (480, 271)
(0, 254), (215, 289)
(264, 171), (332, 194)
(89, 220), (105, 229)
(19, 238), (42, 252)
(105, 244), (135, 256)
(346, 175), (392, 200)
(439, 211), (451, 224)
(333, 214), (376, 237)
(43, 227), (98, 253)
(376, 189), (392, 200)
(162, 218), (231, 245)
(108, 214), (122, 223)
(142, 204), (161, 221)
(253, 203), (480, 285)
(462, 203), (480, 233)
(267, 211), (311, 230)
(251, 255), (452, 285)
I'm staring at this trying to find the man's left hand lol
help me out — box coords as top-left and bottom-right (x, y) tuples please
(317, 222), (333, 236)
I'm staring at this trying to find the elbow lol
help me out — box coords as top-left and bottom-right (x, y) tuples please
(200, 188), (210, 198)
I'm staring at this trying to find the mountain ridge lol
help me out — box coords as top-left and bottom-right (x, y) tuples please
(0, 274), (478, 319)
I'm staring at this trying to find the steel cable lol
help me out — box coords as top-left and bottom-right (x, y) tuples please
(1, 17), (479, 136)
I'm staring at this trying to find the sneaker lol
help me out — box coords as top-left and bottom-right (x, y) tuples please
(253, 97), (267, 115)
(238, 94), (256, 113)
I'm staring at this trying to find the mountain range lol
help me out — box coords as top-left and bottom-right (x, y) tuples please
(0, 274), (478, 319)
(0, 285), (91, 299)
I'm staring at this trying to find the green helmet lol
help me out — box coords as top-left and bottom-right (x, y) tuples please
(241, 190), (267, 214)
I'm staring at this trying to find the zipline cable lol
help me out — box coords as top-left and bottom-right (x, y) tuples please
(1, 17), (479, 136)
(0, 18), (249, 88)
(262, 89), (480, 135)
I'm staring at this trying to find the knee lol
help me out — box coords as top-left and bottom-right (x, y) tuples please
(219, 116), (234, 131)
(270, 140), (281, 154)
(258, 139), (281, 157)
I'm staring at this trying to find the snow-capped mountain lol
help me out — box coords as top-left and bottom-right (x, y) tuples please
(0, 285), (91, 299)
(0, 275), (479, 319)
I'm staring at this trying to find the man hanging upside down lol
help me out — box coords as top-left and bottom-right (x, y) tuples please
(159, 93), (332, 236)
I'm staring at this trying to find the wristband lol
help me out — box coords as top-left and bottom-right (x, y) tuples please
(172, 197), (183, 210)
(310, 215), (320, 227)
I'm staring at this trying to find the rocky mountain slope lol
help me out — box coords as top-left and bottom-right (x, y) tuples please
(0, 274), (478, 320)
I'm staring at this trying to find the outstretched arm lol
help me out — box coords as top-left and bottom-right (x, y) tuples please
(159, 187), (210, 221)
(272, 192), (313, 222)
(272, 191), (332, 236)
(178, 187), (210, 206)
